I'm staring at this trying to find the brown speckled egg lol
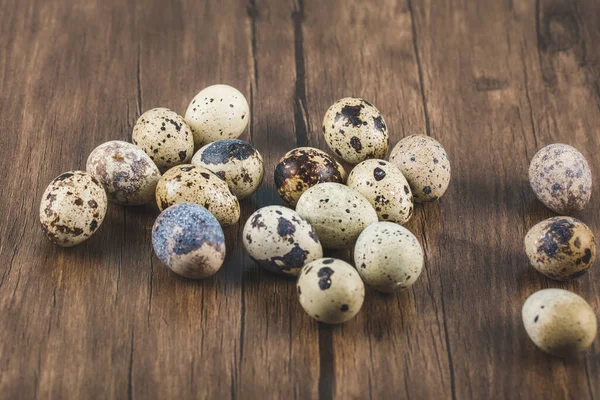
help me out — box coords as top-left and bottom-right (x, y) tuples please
(132, 108), (194, 172)
(274, 147), (346, 207)
(322, 97), (388, 164)
(297, 258), (365, 324)
(155, 164), (240, 226)
(192, 139), (264, 200)
(39, 171), (107, 247)
(528, 144), (592, 214)
(525, 216), (595, 281)
(522, 289), (597, 357)
(86, 140), (161, 205)
(389, 135), (451, 202)
(347, 159), (414, 224)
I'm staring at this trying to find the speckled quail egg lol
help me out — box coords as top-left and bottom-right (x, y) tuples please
(184, 84), (249, 147)
(524, 216), (595, 281)
(347, 159), (414, 224)
(354, 222), (423, 292)
(274, 147), (347, 207)
(389, 135), (451, 202)
(322, 97), (388, 164)
(191, 139), (264, 200)
(295, 182), (378, 249)
(86, 140), (161, 205)
(39, 171), (108, 247)
(152, 203), (225, 279)
(297, 258), (365, 324)
(528, 144), (592, 214)
(155, 164), (240, 226)
(132, 108), (194, 172)
(522, 289), (597, 357)
(242, 206), (323, 276)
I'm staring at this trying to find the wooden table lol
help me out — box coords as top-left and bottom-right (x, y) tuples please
(1, 0), (599, 398)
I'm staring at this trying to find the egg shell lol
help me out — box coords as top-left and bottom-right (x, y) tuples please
(192, 139), (264, 200)
(295, 182), (378, 249)
(354, 222), (423, 292)
(242, 206), (323, 276)
(184, 84), (249, 147)
(132, 108), (194, 172)
(389, 134), (451, 202)
(297, 258), (365, 324)
(347, 159), (414, 224)
(522, 289), (597, 357)
(524, 216), (595, 281)
(86, 140), (161, 205)
(155, 164), (240, 226)
(152, 203), (225, 279)
(39, 171), (108, 247)
(274, 147), (347, 207)
(528, 144), (592, 214)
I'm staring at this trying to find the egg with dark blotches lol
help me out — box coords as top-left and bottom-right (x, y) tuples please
(525, 216), (595, 281)
(274, 147), (346, 207)
(347, 159), (414, 224)
(522, 289), (597, 357)
(39, 171), (107, 247)
(192, 139), (264, 200)
(155, 164), (240, 226)
(152, 203), (225, 279)
(322, 97), (388, 164)
(528, 144), (592, 214)
(86, 140), (161, 205)
(389, 135), (451, 203)
(297, 258), (365, 324)
(242, 206), (323, 276)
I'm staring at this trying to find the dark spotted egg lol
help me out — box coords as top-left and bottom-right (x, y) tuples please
(242, 206), (323, 276)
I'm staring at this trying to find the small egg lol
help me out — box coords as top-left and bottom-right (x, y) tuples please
(528, 144), (592, 214)
(322, 97), (388, 164)
(389, 135), (451, 202)
(274, 147), (346, 207)
(155, 164), (240, 226)
(347, 159), (414, 224)
(522, 289), (597, 357)
(152, 203), (225, 279)
(132, 108), (194, 172)
(192, 139), (264, 200)
(297, 258), (365, 324)
(242, 206), (323, 275)
(86, 140), (161, 205)
(354, 222), (423, 292)
(184, 84), (249, 147)
(39, 171), (108, 247)
(525, 216), (595, 281)
(295, 182), (378, 249)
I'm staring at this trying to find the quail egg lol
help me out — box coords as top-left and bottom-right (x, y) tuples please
(295, 182), (378, 249)
(347, 159), (414, 224)
(528, 144), (592, 214)
(184, 84), (249, 147)
(39, 171), (108, 247)
(192, 139), (264, 200)
(297, 258), (365, 324)
(354, 222), (423, 292)
(389, 135), (451, 202)
(274, 147), (346, 207)
(152, 203), (225, 279)
(525, 216), (595, 281)
(132, 108), (194, 172)
(155, 164), (240, 226)
(522, 289), (597, 357)
(242, 206), (323, 275)
(86, 140), (161, 205)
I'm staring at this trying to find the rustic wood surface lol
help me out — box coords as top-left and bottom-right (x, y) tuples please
(1, 0), (599, 398)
